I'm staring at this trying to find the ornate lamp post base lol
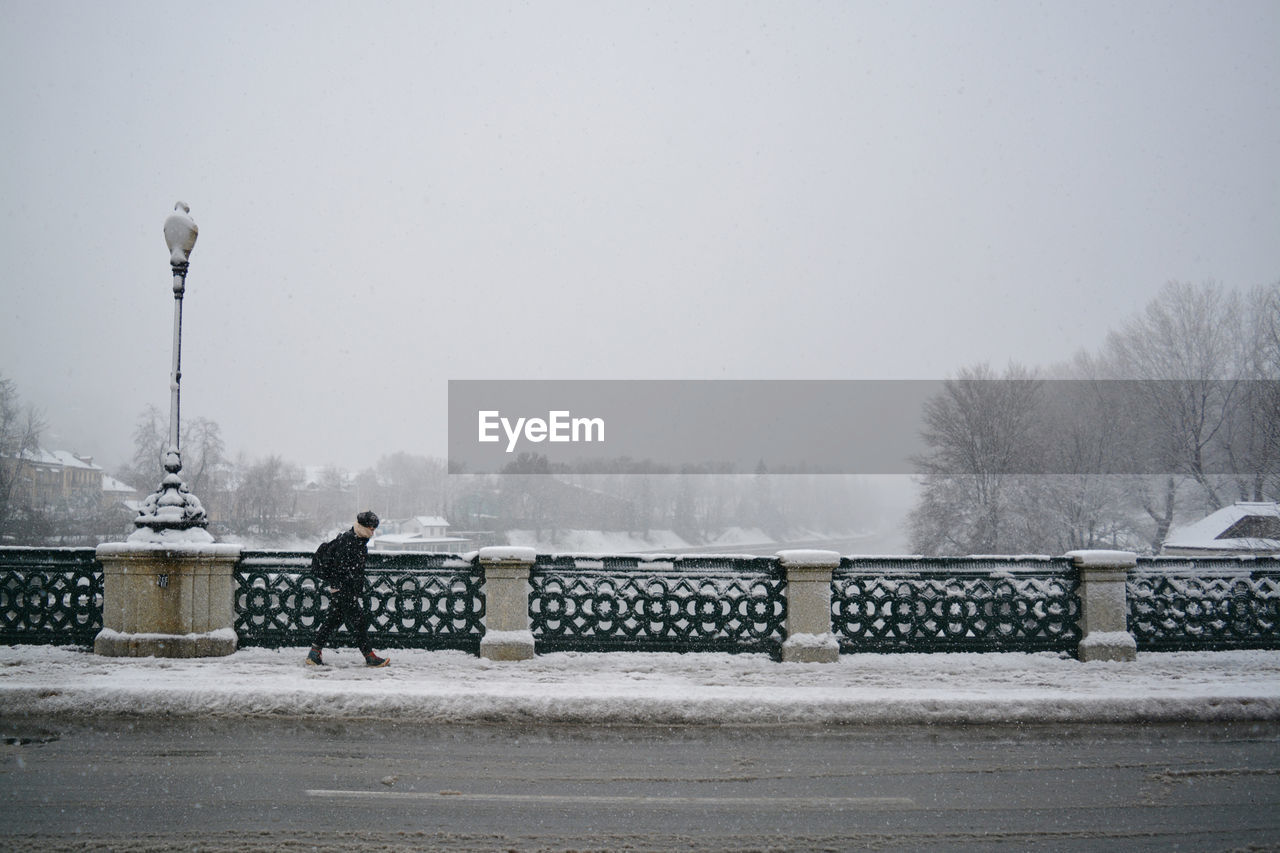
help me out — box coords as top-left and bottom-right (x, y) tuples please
(130, 449), (212, 544)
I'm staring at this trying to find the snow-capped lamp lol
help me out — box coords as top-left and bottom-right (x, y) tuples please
(131, 202), (210, 542)
(164, 201), (198, 274)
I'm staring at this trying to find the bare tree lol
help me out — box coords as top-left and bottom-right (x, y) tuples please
(120, 405), (166, 495)
(312, 466), (355, 529)
(375, 452), (448, 519)
(0, 373), (45, 536)
(1223, 282), (1280, 501)
(906, 282), (1275, 555)
(233, 455), (302, 536)
(909, 363), (1044, 554)
(120, 408), (229, 516)
(1104, 281), (1246, 510)
(1037, 360), (1163, 552)
(182, 417), (227, 500)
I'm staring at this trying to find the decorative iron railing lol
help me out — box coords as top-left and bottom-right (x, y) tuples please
(7, 546), (1280, 657)
(1128, 556), (1280, 651)
(528, 555), (787, 653)
(0, 547), (102, 646)
(235, 551), (485, 651)
(831, 556), (1082, 653)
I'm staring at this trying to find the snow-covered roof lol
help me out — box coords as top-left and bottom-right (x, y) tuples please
(11, 448), (102, 470)
(102, 475), (137, 493)
(415, 515), (450, 528)
(1163, 502), (1280, 555)
(50, 450), (100, 470)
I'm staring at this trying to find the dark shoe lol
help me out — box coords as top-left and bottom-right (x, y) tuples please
(305, 648), (325, 666)
(364, 651), (390, 668)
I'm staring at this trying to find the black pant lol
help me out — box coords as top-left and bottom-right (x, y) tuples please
(313, 585), (372, 654)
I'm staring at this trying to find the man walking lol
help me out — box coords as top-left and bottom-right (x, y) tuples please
(306, 510), (390, 668)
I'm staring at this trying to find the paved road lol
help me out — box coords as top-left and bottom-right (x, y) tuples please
(3, 717), (1278, 851)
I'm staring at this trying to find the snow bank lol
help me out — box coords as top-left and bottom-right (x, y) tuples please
(782, 632), (840, 650)
(479, 629), (535, 646)
(3, 645), (1279, 725)
(706, 527), (774, 546)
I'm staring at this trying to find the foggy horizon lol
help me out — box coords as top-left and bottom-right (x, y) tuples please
(3, 1), (1278, 475)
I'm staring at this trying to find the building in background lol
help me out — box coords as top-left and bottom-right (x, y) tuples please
(1162, 502), (1280, 557)
(3, 449), (104, 508)
(372, 515), (470, 552)
(101, 473), (143, 513)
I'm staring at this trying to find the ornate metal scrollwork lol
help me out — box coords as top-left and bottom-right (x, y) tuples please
(529, 556), (786, 653)
(831, 557), (1081, 653)
(7, 548), (1276, 656)
(235, 551), (484, 651)
(1128, 558), (1280, 651)
(0, 550), (102, 645)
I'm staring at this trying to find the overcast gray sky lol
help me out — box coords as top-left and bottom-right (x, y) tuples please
(2, 0), (1277, 474)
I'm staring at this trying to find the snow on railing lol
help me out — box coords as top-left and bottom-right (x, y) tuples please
(833, 555), (1080, 653)
(234, 550), (484, 650)
(3, 548), (1277, 654)
(1129, 556), (1280, 651)
(528, 552), (785, 653)
(0, 547), (102, 645)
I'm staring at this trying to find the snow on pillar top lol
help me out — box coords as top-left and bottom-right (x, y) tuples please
(776, 549), (842, 568)
(479, 546), (538, 564)
(1066, 550), (1138, 569)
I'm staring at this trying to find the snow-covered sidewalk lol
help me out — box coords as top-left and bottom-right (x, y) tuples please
(3, 645), (1280, 725)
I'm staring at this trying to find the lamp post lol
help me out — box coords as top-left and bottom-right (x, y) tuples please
(132, 202), (210, 539)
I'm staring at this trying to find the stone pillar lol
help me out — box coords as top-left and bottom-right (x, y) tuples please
(95, 542), (242, 657)
(778, 550), (841, 663)
(479, 546), (536, 661)
(1067, 549), (1138, 662)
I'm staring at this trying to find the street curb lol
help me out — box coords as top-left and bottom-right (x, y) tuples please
(4, 686), (1279, 726)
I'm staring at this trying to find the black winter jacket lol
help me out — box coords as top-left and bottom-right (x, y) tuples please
(316, 528), (370, 590)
